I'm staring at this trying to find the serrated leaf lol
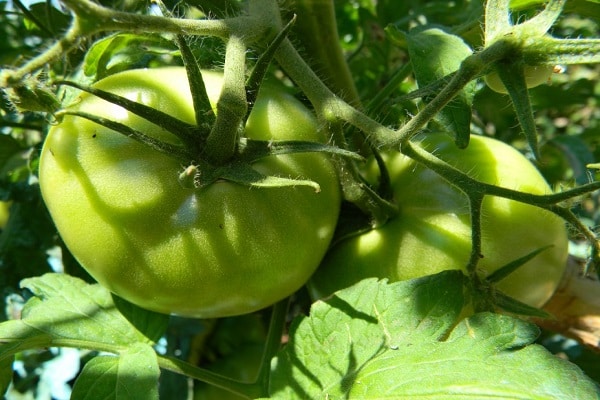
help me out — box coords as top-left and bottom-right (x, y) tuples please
(70, 343), (160, 400)
(112, 295), (170, 344)
(269, 271), (467, 398)
(0, 273), (168, 350)
(407, 27), (475, 148)
(268, 273), (600, 399)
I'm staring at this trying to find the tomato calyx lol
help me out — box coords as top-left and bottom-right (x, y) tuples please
(56, 79), (207, 148)
(470, 244), (556, 318)
(54, 77), (360, 191)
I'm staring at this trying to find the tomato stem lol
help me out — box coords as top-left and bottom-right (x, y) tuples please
(203, 35), (248, 165)
(465, 194), (484, 276)
(288, 0), (361, 107)
(157, 355), (263, 399)
(255, 298), (290, 395)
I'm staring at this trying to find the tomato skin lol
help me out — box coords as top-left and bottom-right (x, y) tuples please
(39, 67), (341, 318)
(485, 65), (554, 94)
(309, 134), (568, 308)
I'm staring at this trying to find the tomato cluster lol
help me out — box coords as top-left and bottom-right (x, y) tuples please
(39, 67), (568, 318)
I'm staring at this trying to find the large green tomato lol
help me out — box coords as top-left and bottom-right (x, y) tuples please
(39, 67), (341, 318)
(309, 134), (568, 308)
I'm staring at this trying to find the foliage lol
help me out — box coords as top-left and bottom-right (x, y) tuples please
(0, 0), (599, 399)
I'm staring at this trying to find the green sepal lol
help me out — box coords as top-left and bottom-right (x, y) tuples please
(7, 83), (60, 113)
(237, 137), (363, 163)
(151, 0), (217, 133)
(245, 15), (296, 120)
(494, 62), (541, 159)
(513, 0), (566, 38)
(55, 80), (203, 144)
(485, 244), (553, 284)
(524, 37), (600, 65)
(194, 160), (321, 192)
(58, 110), (194, 162)
(492, 291), (552, 319)
(484, 0), (511, 43)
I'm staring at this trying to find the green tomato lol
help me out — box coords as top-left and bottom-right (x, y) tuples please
(309, 134), (568, 308)
(39, 67), (341, 318)
(485, 65), (555, 94)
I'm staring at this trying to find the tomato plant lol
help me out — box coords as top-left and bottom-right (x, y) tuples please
(309, 133), (569, 308)
(1, 0), (600, 399)
(38, 67), (341, 318)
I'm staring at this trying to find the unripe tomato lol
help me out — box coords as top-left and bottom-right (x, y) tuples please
(485, 65), (555, 94)
(39, 67), (341, 318)
(309, 134), (568, 308)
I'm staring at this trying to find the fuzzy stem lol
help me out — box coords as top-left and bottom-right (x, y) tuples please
(203, 35), (248, 165)
(290, 0), (361, 107)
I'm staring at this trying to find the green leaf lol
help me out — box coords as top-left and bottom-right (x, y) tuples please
(112, 295), (171, 345)
(548, 135), (596, 185)
(269, 271), (467, 398)
(268, 273), (600, 399)
(564, 0), (600, 20)
(0, 351), (13, 395)
(83, 33), (177, 80)
(0, 273), (168, 350)
(21, 2), (70, 37)
(407, 27), (475, 148)
(70, 343), (160, 400)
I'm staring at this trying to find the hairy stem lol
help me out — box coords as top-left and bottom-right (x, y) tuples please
(290, 0), (361, 106)
(203, 35), (248, 164)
